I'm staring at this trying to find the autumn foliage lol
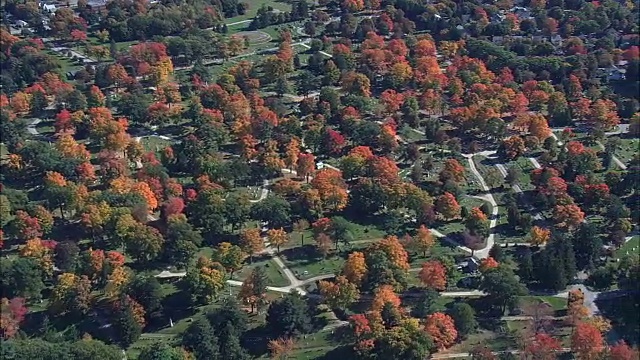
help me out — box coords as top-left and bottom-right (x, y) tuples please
(418, 261), (447, 291)
(424, 312), (458, 350)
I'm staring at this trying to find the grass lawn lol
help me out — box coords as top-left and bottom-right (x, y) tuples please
(615, 236), (639, 259)
(613, 137), (639, 164)
(45, 50), (82, 75)
(224, 0), (293, 23)
(284, 253), (345, 280)
(435, 329), (515, 355)
(35, 120), (55, 136)
(233, 258), (290, 287)
(519, 295), (567, 311)
(0, 143), (8, 159)
(140, 136), (173, 153)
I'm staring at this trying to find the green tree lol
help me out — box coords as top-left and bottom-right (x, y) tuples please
(54, 241), (80, 273)
(189, 189), (226, 237)
(113, 297), (143, 347)
(206, 298), (249, 335)
(224, 192), (251, 231)
(374, 320), (434, 359)
(69, 339), (123, 360)
(164, 217), (202, 268)
(448, 302), (478, 338)
(126, 274), (164, 315)
(267, 292), (312, 336)
(480, 266), (527, 313)
(138, 342), (184, 360)
(2, 258), (45, 300)
(412, 289), (441, 318)
(218, 323), (250, 360)
(250, 195), (291, 229)
(182, 318), (220, 360)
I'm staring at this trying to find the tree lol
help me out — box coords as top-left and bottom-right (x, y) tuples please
(470, 345), (497, 360)
(251, 196), (291, 229)
(124, 274), (163, 315)
(318, 275), (360, 309)
(553, 204), (585, 229)
(608, 341), (638, 360)
(342, 251), (367, 286)
(419, 261), (447, 291)
(448, 302), (478, 338)
(480, 266), (527, 313)
(238, 266), (268, 314)
(267, 292), (312, 336)
(138, 342), (184, 360)
(267, 228), (289, 253)
(2, 258), (45, 300)
(48, 273), (92, 317)
(479, 257), (499, 273)
(315, 233), (333, 257)
(212, 242), (246, 277)
(164, 216), (202, 269)
(466, 207), (489, 237)
(424, 312), (458, 350)
(185, 257), (227, 305)
(525, 333), (562, 360)
(440, 159), (466, 184)
(0, 297), (27, 339)
(571, 322), (604, 360)
(529, 226), (551, 246)
(182, 318), (220, 360)
(436, 193), (461, 220)
(113, 295), (144, 347)
(411, 225), (435, 256)
(502, 136), (526, 160)
(268, 337), (296, 360)
(296, 153), (316, 181)
(239, 228), (264, 263)
(54, 241), (80, 273)
(371, 285), (401, 313)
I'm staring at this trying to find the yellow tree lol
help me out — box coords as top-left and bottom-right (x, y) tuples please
(318, 275), (360, 309)
(370, 285), (401, 313)
(412, 225), (435, 256)
(104, 266), (130, 298)
(285, 138), (300, 171)
(213, 242), (246, 277)
(528, 226), (551, 246)
(268, 337), (296, 360)
(240, 228), (264, 263)
(341, 251), (367, 286)
(267, 228), (289, 253)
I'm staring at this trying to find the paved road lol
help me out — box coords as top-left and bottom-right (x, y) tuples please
(27, 118), (41, 135)
(462, 152), (498, 259)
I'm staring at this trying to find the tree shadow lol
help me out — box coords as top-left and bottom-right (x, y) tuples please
(280, 244), (322, 263)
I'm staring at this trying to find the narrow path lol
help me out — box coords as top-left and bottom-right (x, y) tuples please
(297, 42), (333, 57)
(461, 153), (499, 259)
(432, 348), (571, 359)
(226, 19), (252, 26)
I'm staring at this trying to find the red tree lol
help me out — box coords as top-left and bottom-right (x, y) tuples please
(571, 322), (605, 360)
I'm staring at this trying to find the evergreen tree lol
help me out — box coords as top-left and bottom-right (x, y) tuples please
(518, 248), (534, 283)
(138, 342), (184, 360)
(448, 302), (478, 338)
(114, 299), (142, 348)
(412, 289), (441, 318)
(218, 323), (250, 360)
(182, 318), (220, 360)
(266, 292), (312, 336)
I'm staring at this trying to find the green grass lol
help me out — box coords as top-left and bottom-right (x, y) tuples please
(224, 0), (293, 23)
(519, 295), (567, 311)
(140, 136), (173, 153)
(35, 120), (55, 136)
(233, 258), (290, 287)
(615, 236), (639, 259)
(614, 137), (639, 165)
(45, 50), (82, 75)
(284, 254), (345, 280)
(399, 125), (425, 143)
(0, 143), (8, 158)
